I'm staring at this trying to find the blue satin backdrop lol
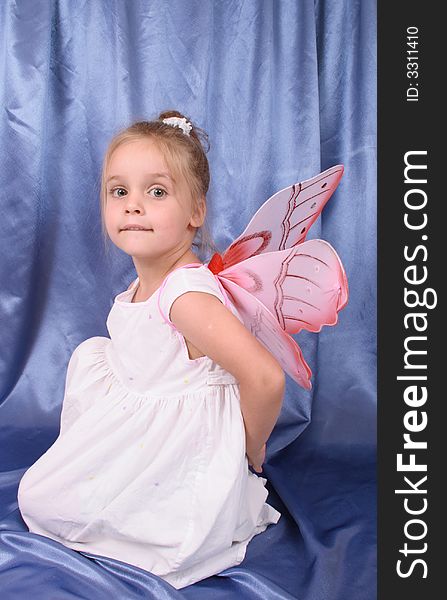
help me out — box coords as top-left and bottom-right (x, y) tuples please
(0, 1), (376, 598)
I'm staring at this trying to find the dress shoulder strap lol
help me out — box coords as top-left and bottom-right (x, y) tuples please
(127, 278), (139, 291)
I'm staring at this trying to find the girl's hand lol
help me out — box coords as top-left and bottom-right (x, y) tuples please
(246, 443), (266, 473)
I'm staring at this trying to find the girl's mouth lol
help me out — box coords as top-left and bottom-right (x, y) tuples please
(121, 227), (153, 231)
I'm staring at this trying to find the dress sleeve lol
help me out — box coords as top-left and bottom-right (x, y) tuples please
(157, 267), (228, 331)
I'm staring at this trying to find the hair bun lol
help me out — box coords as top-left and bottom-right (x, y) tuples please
(158, 109), (210, 153)
(159, 109), (188, 122)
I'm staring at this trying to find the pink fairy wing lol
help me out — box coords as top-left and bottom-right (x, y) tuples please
(207, 164), (348, 390)
(217, 276), (312, 389)
(221, 165), (344, 269)
(217, 240), (349, 335)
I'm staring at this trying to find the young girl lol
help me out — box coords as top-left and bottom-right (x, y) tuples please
(18, 111), (283, 590)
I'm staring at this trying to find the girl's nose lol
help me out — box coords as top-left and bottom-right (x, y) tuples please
(124, 194), (145, 213)
(125, 204), (142, 213)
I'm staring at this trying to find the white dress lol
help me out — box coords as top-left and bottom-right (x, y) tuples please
(18, 262), (281, 589)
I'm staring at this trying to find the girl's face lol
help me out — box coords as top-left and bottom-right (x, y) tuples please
(104, 139), (203, 260)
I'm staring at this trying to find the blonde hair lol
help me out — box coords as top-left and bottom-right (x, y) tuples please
(100, 110), (219, 261)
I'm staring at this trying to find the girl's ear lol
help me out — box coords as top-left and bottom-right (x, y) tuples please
(190, 195), (206, 228)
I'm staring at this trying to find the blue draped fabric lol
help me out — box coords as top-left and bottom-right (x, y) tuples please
(0, 0), (376, 598)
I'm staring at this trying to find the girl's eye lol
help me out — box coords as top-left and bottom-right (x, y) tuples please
(110, 187), (126, 198)
(149, 187), (166, 199)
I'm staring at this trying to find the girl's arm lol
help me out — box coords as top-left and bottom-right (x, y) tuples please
(170, 291), (286, 460)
